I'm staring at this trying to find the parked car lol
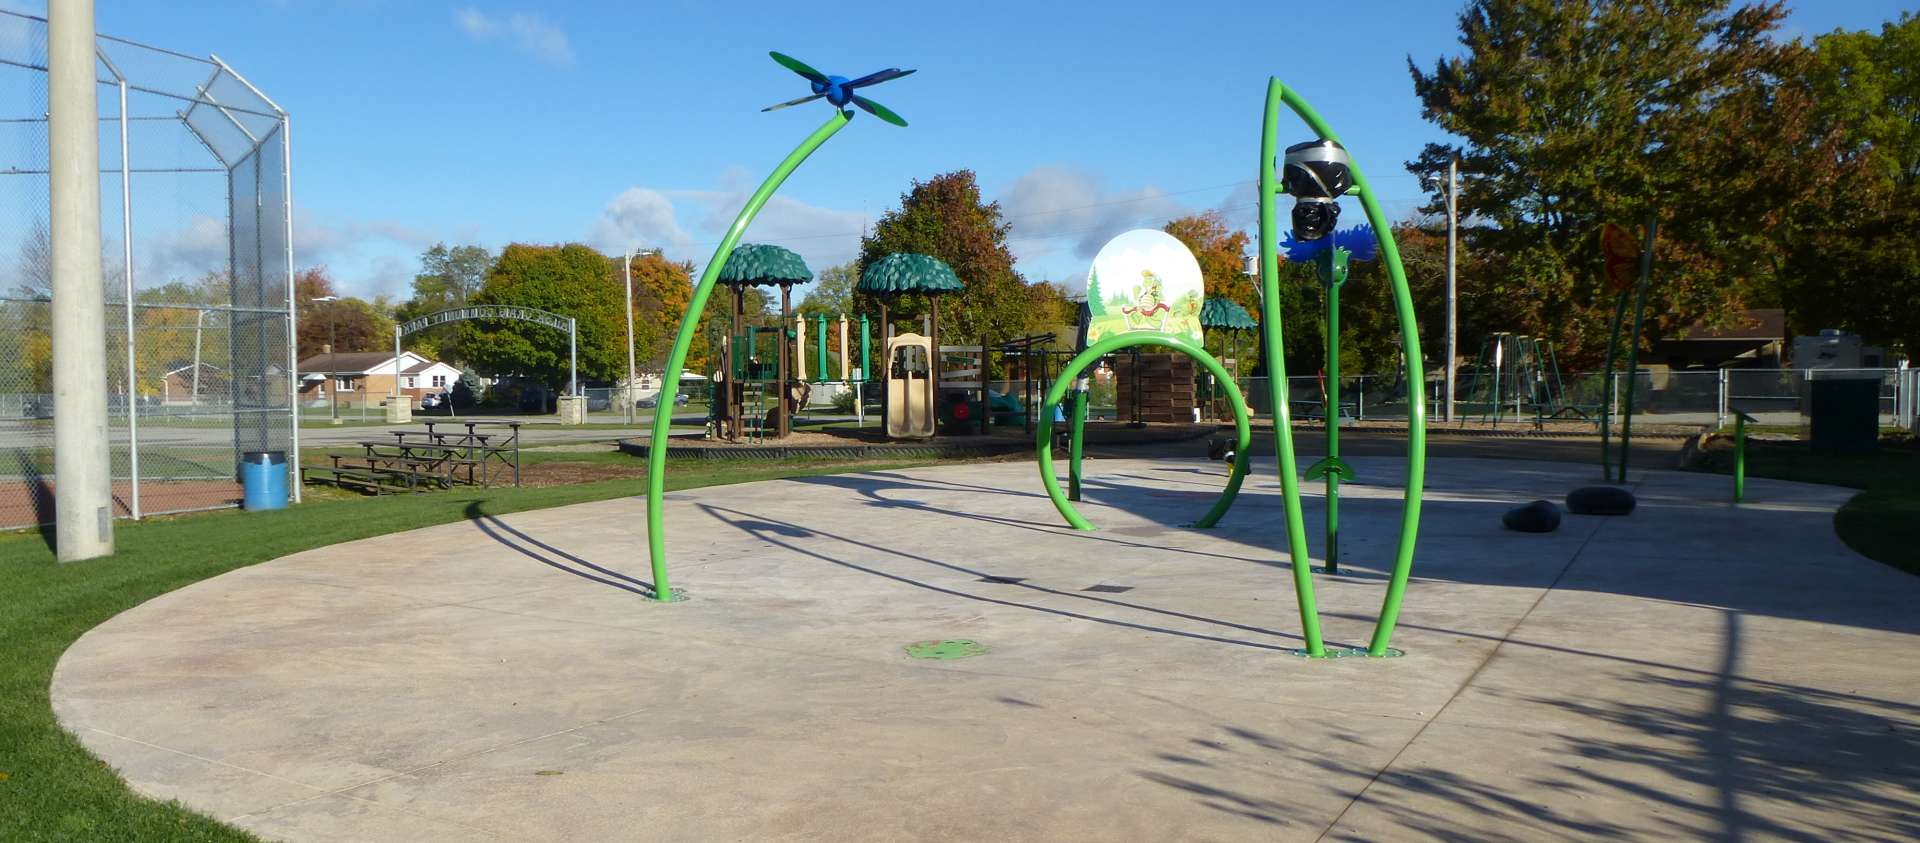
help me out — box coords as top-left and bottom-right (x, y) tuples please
(636, 393), (689, 409)
(586, 393), (613, 412)
(419, 391), (449, 409)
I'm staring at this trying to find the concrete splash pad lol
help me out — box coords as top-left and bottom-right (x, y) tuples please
(53, 457), (1920, 841)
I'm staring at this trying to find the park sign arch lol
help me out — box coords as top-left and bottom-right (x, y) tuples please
(392, 305), (579, 398)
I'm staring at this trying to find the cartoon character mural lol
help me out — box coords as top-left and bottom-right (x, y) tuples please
(1083, 229), (1205, 347)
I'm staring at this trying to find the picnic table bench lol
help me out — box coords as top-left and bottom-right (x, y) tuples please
(302, 419), (524, 493)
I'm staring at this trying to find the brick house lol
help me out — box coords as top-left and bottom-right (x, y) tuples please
(296, 350), (463, 408)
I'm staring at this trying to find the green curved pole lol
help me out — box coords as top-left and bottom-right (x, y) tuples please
(1260, 80), (1325, 656)
(642, 108), (852, 601)
(1270, 79), (1428, 656)
(1036, 333), (1251, 531)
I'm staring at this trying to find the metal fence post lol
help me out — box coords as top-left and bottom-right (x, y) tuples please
(1717, 367), (1729, 430)
(115, 70), (141, 519)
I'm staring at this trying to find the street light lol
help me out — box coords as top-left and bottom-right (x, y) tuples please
(311, 295), (341, 425)
(623, 247), (662, 425)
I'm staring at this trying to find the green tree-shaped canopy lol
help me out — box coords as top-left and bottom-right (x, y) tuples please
(1200, 296), (1258, 330)
(857, 252), (964, 295)
(718, 243), (812, 287)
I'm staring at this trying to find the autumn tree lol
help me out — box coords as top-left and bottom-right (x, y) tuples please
(295, 268), (393, 358)
(856, 171), (1032, 341)
(617, 251), (702, 372)
(1408, 0), (1835, 366)
(395, 243), (492, 364)
(458, 244), (621, 389)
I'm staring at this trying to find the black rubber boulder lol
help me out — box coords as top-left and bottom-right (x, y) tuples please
(1503, 499), (1563, 533)
(1566, 485), (1637, 516)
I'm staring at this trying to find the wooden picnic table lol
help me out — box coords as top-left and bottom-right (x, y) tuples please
(306, 420), (524, 494)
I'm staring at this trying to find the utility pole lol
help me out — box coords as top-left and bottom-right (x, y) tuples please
(1443, 155), (1458, 424)
(50, 0), (113, 560)
(311, 295), (340, 424)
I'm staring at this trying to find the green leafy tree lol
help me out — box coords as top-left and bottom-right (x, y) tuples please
(797, 261), (857, 316)
(395, 244), (492, 364)
(856, 171), (1033, 341)
(458, 243), (622, 389)
(1023, 280), (1079, 335)
(1781, 13), (1919, 353)
(451, 367), (484, 408)
(1408, 0), (1835, 366)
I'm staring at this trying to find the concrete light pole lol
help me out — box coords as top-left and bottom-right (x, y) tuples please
(623, 247), (660, 425)
(1426, 156), (1460, 423)
(50, 0), (113, 560)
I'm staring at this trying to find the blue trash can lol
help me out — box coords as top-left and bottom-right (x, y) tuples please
(241, 450), (288, 511)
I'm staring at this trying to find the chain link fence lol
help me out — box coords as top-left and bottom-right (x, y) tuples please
(0, 11), (293, 530)
(1218, 368), (1914, 432)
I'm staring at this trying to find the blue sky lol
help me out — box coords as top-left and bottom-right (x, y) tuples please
(17, 0), (1914, 300)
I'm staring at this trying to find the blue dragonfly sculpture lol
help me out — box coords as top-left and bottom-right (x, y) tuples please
(762, 52), (915, 126)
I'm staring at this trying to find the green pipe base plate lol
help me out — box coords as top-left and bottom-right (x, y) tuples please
(1292, 646), (1405, 659)
(905, 639), (989, 660)
(651, 587), (690, 603)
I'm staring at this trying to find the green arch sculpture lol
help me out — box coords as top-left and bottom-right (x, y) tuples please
(1035, 332), (1252, 531)
(640, 108), (853, 601)
(1260, 78), (1428, 658)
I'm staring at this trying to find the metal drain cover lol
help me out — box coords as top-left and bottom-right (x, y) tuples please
(905, 639), (988, 660)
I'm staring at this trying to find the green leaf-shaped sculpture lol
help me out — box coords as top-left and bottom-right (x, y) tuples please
(718, 243), (813, 287)
(857, 252), (964, 295)
(1200, 297), (1258, 330)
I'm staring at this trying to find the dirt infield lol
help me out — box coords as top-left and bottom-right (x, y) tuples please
(0, 478), (242, 530)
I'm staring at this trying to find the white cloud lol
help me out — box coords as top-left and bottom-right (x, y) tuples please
(588, 177), (866, 281)
(588, 187), (694, 258)
(994, 166), (1260, 286)
(454, 7), (575, 66)
(132, 207), (437, 300)
(996, 166), (1189, 272)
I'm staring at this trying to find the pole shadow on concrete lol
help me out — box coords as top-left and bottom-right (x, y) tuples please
(695, 502), (1335, 652)
(464, 501), (658, 598)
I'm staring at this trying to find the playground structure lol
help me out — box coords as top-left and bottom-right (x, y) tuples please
(1196, 297), (1257, 421)
(858, 252), (965, 439)
(641, 62), (1427, 659)
(709, 243), (812, 441)
(1454, 331), (1577, 427)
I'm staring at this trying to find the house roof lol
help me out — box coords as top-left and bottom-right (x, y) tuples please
(1676, 308), (1785, 342)
(295, 351), (447, 374)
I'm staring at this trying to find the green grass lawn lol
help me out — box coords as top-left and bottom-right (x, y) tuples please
(1688, 435), (1920, 575)
(0, 455), (934, 842)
